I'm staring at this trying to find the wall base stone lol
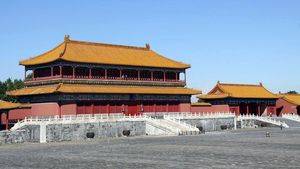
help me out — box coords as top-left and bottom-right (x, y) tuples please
(181, 118), (235, 132)
(46, 121), (146, 142)
(1, 118), (236, 144)
(0, 125), (40, 144)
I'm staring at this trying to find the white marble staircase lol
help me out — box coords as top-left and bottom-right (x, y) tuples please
(237, 115), (289, 128)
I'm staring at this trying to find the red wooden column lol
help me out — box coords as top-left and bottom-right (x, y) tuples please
(89, 68), (92, 79)
(107, 104), (110, 115)
(175, 72), (178, 81)
(138, 70), (140, 80)
(51, 67), (53, 77)
(84, 104), (87, 114)
(151, 71), (154, 81)
(166, 103), (169, 113)
(59, 66), (63, 78)
(140, 103), (144, 115)
(163, 71), (166, 81)
(32, 69), (35, 80)
(91, 103), (95, 116)
(104, 69), (107, 79)
(246, 104), (249, 115)
(121, 104), (125, 114)
(136, 102), (141, 115)
(257, 105), (261, 116)
(120, 69), (122, 79)
(72, 67), (75, 79)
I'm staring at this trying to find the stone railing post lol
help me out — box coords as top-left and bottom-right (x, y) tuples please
(234, 116), (237, 130)
(40, 124), (47, 143)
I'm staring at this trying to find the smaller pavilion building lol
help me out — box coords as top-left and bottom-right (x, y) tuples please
(0, 100), (30, 130)
(198, 82), (279, 116)
(276, 94), (300, 116)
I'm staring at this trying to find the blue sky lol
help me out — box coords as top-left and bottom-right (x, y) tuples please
(0, 0), (299, 94)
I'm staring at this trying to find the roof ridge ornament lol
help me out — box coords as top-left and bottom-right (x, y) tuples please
(64, 35), (70, 42)
(55, 83), (63, 92)
(145, 43), (150, 50)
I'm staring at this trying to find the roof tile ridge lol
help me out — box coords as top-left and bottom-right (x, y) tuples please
(219, 83), (261, 87)
(281, 96), (299, 105)
(69, 39), (149, 51)
(217, 83), (231, 95)
(59, 41), (68, 58)
(206, 82), (229, 96)
(259, 84), (278, 98)
(151, 50), (190, 68)
(207, 83), (220, 95)
(284, 93), (300, 96)
(19, 41), (65, 64)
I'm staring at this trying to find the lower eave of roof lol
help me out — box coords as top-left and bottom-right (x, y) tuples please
(7, 84), (201, 97)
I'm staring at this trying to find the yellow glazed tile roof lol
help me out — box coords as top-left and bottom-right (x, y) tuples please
(7, 84), (201, 96)
(280, 94), (300, 105)
(0, 100), (23, 110)
(20, 37), (190, 69)
(198, 82), (278, 99)
(7, 84), (59, 96)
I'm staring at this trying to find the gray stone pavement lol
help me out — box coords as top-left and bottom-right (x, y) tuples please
(0, 128), (299, 169)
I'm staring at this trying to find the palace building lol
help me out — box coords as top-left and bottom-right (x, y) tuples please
(0, 100), (30, 129)
(4, 36), (200, 124)
(276, 94), (300, 116)
(198, 82), (279, 116)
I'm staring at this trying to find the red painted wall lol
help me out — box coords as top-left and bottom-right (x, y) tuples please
(191, 105), (230, 113)
(179, 103), (191, 112)
(76, 102), (183, 115)
(1, 103), (61, 125)
(1, 108), (31, 125)
(229, 106), (240, 116)
(276, 98), (297, 116)
(143, 103), (155, 112)
(31, 103), (60, 116)
(77, 104), (124, 115)
(7, 108), (32, 120)
(61, 104), (77, 115)
(94, 104), (110, 114)
(1, 101), (194, 126)
(168, 103), (179, 112)
(267, 106), (276, 116)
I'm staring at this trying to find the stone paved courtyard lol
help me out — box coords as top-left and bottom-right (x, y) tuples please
(0, 128), (299, 169)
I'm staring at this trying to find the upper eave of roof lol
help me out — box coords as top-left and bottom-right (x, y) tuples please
(19, 36), (190, 69)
